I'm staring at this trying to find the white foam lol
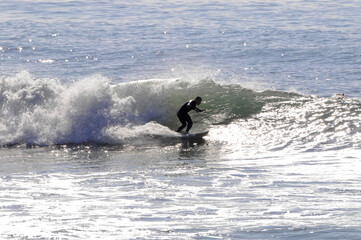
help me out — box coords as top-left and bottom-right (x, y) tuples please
(0, 72), (188, 145)
(105, 122), (178, 143)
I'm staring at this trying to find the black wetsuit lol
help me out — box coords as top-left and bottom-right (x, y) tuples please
(176, 100), (197, 132)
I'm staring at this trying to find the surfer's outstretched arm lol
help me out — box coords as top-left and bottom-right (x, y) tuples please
(195, 107), (205, 113)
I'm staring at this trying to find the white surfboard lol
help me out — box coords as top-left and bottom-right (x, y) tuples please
(180, 131), (209, 138)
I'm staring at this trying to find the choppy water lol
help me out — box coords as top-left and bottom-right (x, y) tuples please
(1, 0), (361, 239)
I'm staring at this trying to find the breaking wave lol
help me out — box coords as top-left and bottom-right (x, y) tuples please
(1, 71), (360, 151)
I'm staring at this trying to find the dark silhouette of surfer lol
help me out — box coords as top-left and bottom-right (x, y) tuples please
(176, 96), (205, 134)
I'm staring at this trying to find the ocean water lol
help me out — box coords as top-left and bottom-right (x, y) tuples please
(1, 0), (361, 239)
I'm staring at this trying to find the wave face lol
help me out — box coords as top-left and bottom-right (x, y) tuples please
(210, 92), (361, 153)
(1, 71), (360, 149)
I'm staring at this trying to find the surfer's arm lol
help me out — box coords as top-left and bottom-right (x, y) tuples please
(194, 107), (205, 113)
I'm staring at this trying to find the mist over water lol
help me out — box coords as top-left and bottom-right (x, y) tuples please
(1, 0), (361, 239)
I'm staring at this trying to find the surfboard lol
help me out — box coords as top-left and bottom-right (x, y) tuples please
(180, 131), (209, 138)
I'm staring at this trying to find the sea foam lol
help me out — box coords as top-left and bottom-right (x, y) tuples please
(0, 72), (207, 145)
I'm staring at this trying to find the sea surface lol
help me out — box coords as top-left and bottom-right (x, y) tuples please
(1, 0), (361, 239)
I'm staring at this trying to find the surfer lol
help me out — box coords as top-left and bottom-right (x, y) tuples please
(176, 96), (205, 134)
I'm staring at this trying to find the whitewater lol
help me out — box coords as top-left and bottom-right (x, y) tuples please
(1, 0), (361, 239)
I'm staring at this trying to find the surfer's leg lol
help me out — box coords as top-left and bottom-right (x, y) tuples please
(185, 114), (193, 133)
(176, 112), (187, 132)
(177, 124), (186, 132)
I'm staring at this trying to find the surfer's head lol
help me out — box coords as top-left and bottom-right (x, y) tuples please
(195, 96), (202, 105)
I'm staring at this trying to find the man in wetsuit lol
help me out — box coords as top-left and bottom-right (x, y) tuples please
(176, 96), (205, 134)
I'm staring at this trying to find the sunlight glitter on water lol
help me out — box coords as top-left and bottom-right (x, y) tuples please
(1, 146), (360, 239)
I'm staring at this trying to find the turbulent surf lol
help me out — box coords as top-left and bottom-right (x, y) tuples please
(1, 71), (360, 151)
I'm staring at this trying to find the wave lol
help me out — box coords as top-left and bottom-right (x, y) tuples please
(1, 71), (360, 150)
(210, 93), (361, 152)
